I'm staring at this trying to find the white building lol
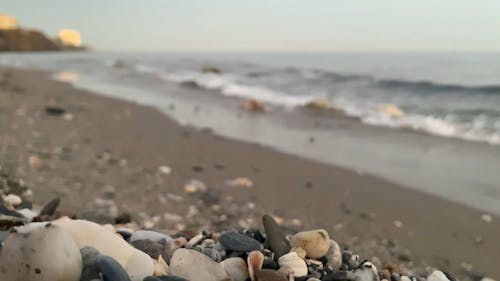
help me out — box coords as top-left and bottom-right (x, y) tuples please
(0, 14), (19, 30)
(58, 29), (82, 47)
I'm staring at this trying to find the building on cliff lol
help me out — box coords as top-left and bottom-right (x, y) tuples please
(0, 14), (19, 30)
(58, 29), (82, 48)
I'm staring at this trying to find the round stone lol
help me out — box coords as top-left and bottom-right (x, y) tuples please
(96, 255), (131, 281)
(219, 231), (262, 252)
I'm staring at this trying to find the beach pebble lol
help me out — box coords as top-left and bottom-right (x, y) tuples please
(184, 179), (207, 193)
(96, 255), (131, 281)
(248, 251), (288, 281)
(170, 248), (231, 281)
(80, 246), (101, 281)
(28, 155), (42, 169)
(262, 214), (291, 261)
(288, 229), (330, 258)
(278, 252), (308, 277)
(325, 239), (342, 270)
(40, 197), (61, 216)
(203, 247), (223, 262)
(481, 214), (492, 223)
(394, 220), (404, 228)
(219, 231), (262, 252)
(226, 177), (254, 188)
(53, 217), (154, 281)
(144, 277), (188, 281)
(0, 222), (82, 281)
(481, 278), (495, 281)
(131, 239), (168, 260)
(427, 271), (451, 281)
(220, 257), (249, 281)
(130, 230), (172, 243)
(158, 166), (172, 175)
(291, 247), (307, 259)
(2, 193), (21, 208)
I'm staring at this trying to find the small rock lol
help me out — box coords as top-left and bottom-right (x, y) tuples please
(96, 255), (131, 281)
(393, 220), (403, 228)
(219, 231), (262, 252)
(184, 179), (207, 193)
(262, 214), (291, 261)
(170, 248), (231, 281)
(45, 106), (66, 116)
(80, 246), (100, 281)
(2, 194), (21, 208)
(130, 230), (172, 244)
(158, 166), (172, 175)
(203, 247), (222, 262)
(427, 271), (451, 281)
(40, 197), (61, 216)
(28, 155), (42, 169)
(115, 212), (132, 224)
(278, 251), (307, 277)
(481, 214), (492, 223)
(63, 113), (74, 121)
(220, 257), (249, 281)
(325, 239), (342, 270)
(0, 222), (82, 281)
(226, 177), (254, 188)
(288, 229), (330, 259)
(192, 165), (204, 173)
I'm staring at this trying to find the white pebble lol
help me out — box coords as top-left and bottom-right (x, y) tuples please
(393, 220), (403, 228)
(2, 194), (22, 208)
(481, 214), (492, 223)
(158, 165), (172, 174)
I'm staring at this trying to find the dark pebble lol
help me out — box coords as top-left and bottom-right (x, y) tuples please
(115, 212), (132, 224)
(45, 106), (66, 116)
(16, 200), (32, 210)
(243, 229), (266, 244)
(131, 239), (168, 260)
(262, 215), (290, 261)
(80, 246), (100, 281)
(116, 230), (132, 241)
(214, 163), (225, 170)
(40, 197), (61, 216)
(442, 271), (457, 281)
(95, 255), (131, 281)
(0, 204), (24, 218)
(322, 270), (349, 281)
(219, 231), (262, 252)
(262, 259), (279, 270)
(192, 165), (203, 172)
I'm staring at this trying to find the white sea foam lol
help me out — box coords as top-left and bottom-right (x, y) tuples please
(164, 71), (317, 108)
(337, 100), (500, 145)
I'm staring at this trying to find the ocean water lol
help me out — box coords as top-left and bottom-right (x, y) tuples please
(2, 52), (500, 214)
(3, 52), (500, 145)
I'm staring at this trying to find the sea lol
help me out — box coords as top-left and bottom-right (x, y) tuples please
(1, 52), (500, 215)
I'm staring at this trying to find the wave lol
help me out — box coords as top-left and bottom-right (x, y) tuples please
(377, 79), (500, 95)
(338, 102), (500, 145)
(125, 62), (500, 145)
(163, 71), (318, 108)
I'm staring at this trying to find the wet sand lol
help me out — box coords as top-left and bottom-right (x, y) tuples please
(1, 67), (499, 279)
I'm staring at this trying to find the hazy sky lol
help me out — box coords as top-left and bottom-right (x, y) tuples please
(2, 0), (500, 52)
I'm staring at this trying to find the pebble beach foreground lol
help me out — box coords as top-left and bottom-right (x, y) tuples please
(0, 175), (492, 281)
(1, 68), (498, 281)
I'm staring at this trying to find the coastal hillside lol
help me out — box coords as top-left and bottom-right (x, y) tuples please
(0, 13), (86, 51)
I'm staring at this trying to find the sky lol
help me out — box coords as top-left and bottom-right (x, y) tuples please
(2, 0), (500, 52)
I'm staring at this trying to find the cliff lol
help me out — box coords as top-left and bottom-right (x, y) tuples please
(0, 13), (87, 52)
(0, 29), (60, 51)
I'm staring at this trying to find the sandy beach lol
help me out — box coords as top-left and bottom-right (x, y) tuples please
(1, 67), (499, 279)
